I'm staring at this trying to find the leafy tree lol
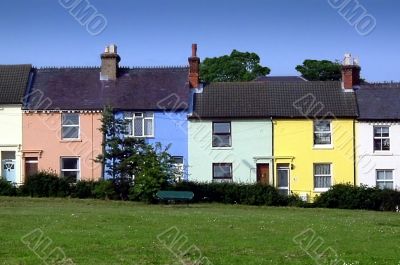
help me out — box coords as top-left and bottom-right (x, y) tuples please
(295, 60), (342, 81)
(200, 50), (271, 83)
(96, 107), (177, 201)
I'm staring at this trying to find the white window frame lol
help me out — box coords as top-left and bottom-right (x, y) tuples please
(212, 163), (233, 183)
(60, 157), (80, 181)
(376, 169), (394, 190)
(373, 126), (390, 152)
(314, 163), (332, 192)
(313, 120), (332, 148)
(61, 113), (80, 140)
(124, 112), (154, 138)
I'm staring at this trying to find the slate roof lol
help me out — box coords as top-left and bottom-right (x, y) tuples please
(192, 81), (358, 119)
(0, 64), (32, 104)
(25, 67), (190, 111)
(356, 84), (400, 120)
(255, 76), (307, 82)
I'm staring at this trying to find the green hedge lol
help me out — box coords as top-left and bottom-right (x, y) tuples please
(166, 182), (303, 206)
(314, 184), (400, 211)
(0, 178), (18, 196)
(3, 172), (400, 212)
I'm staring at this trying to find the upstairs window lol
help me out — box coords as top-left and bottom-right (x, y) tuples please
(374, 126), (390, 151)
(314, 120), (331, 146)
(376, 170), (393, 190)
(62, 113), (79, 139)
(125, 112), (154, 137)
(212, 122), (231, 147)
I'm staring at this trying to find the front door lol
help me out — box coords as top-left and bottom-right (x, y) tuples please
(25, 158), (38, 182)
(277, 165), (290, 195)
(257, 164), (269, 185)
(2, 159), (16, 183)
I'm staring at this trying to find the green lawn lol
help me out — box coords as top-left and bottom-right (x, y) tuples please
(0, 197), (400, 265)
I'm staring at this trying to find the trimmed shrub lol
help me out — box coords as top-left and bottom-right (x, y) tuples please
(22, 171), (60, 197)
(72, 181), (96, 199)
(93, 180), (115, 199)
(165, 182), (298, 206)
(314, 184), (400, 211)
(0, 178), (17, 196)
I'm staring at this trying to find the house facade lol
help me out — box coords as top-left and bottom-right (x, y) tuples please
(22, 66), (106, 182)
(189, 82), (276, 183)
(189, 57), (359, 200)
(356, 84), (400, 190)
(0, 65), (31, 184)
(100, 44), (196, 181)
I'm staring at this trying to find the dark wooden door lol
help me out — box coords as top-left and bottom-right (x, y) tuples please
(25, 158), (38, 182)
(257, 164), (269, 185)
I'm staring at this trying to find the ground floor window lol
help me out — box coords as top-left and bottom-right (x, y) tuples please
(376, 170), (393, 189)
(212, 163), (232, 182)
(314, 163), (331, 190)
(61, 157), (80, 182)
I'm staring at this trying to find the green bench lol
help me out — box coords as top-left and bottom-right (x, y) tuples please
(156, 191), (194, 203)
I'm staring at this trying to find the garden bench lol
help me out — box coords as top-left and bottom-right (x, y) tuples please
(156, 191), (194, 204)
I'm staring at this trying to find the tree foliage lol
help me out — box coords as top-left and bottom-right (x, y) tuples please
(200, 50), (271, 83)
(295, 59), (342, 81)
(96, 107), (177, 201)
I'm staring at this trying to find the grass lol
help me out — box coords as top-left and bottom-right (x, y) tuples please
(0, 197), (400, 265)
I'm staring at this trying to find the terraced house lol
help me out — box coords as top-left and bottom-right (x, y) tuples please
(22, 44), (196, 182)
(189, 55), (359, 201)
(356, 83), (400, 190)
(0, 65), (32, 184)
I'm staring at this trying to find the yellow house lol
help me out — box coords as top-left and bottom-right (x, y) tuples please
(274, 119), (356, 201)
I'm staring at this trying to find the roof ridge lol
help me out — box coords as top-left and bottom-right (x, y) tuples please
(36, 66), (99, 69)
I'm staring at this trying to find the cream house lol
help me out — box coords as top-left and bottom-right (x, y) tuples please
(0, 65), (31, 184)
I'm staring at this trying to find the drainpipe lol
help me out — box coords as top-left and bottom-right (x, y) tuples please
(271, 117), (275, 187)
(353, 120), (356, 187)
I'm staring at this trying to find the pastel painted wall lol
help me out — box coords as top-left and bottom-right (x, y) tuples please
(274, 119), (355, 200)
(114, 111), (189, 179)
(356, 122), (400, 189)
(189, 119), (273, 183)
(22, 112), (103, 181)
(0, 105), (23, 184)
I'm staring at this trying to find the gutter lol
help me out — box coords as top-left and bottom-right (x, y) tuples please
(271, 117), (275, 187)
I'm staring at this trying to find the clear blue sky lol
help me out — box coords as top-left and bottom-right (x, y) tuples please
(1, 0), (399, 82)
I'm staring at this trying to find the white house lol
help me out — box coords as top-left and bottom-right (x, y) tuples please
(0, 65), (31, 185)
(356, 84), (400, 190)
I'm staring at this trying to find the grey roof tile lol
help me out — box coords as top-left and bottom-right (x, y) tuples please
(192, 81), (358, 119)
(25, 67), (190, 111)
(0, 64), (32, 104)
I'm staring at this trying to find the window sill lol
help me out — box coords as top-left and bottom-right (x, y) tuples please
(373, 151), (393, 156)
(212, 147), (233, 150)
(60, 139), (82, 143)
(314, 188), (329, 193)
(125, 135), (155, 139)
(313, 145), (334, 150)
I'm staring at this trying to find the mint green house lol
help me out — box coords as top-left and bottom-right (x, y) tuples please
(188, 83), (273, 184)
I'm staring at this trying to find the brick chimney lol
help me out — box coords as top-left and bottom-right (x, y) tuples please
(188, 44), (200, 88)
(100, 44), (120, 80)
(342, 53), (361, 90)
